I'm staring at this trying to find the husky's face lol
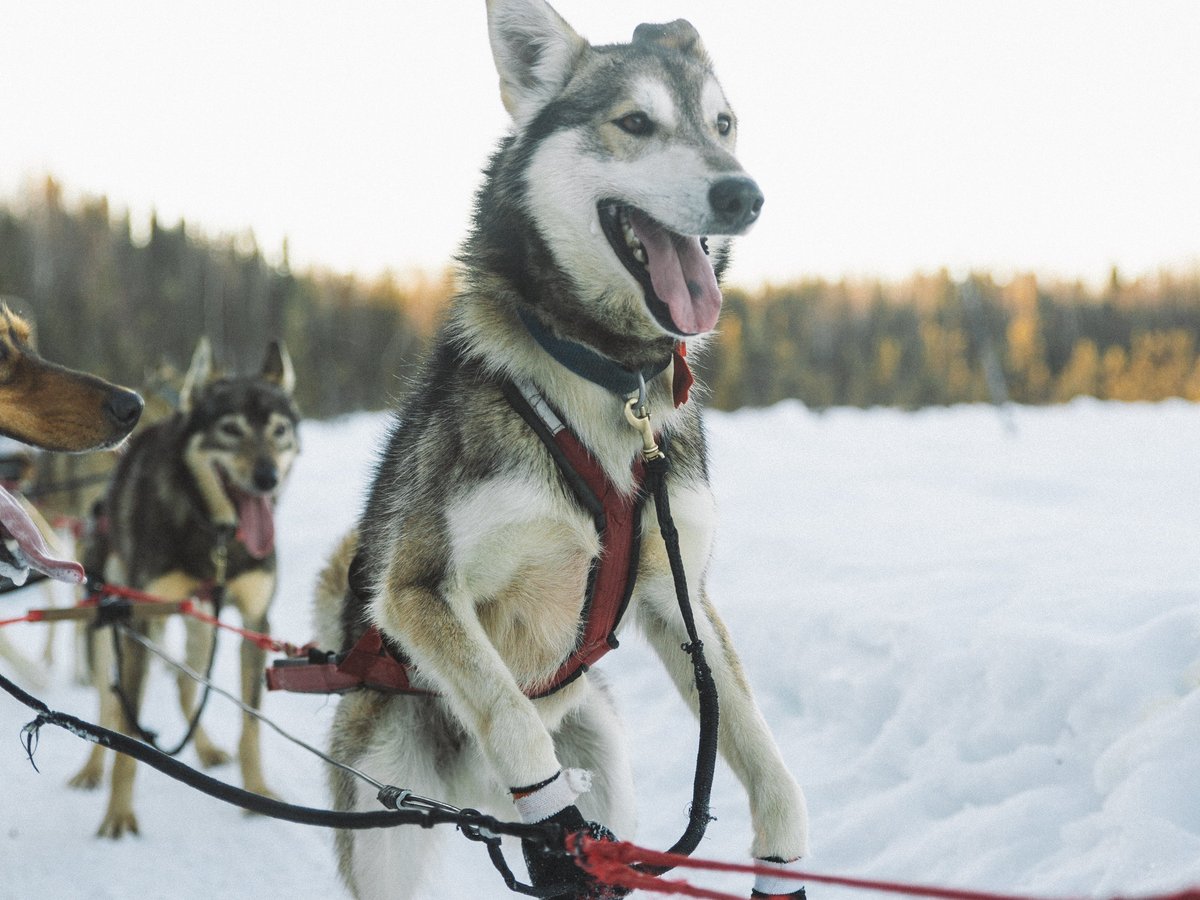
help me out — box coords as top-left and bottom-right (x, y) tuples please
(189, 388), (300, 503)
(179, 339), (300, 552)
(489, 1), (762, 341)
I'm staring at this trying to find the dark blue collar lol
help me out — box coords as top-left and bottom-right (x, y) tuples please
(517, 307), (671, 397)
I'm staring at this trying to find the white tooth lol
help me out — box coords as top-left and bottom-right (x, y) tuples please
(632, 245), (647, 265)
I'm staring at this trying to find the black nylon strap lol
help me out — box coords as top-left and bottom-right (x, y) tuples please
(637, 453), (719, 869)
(1, 666), (557, 842)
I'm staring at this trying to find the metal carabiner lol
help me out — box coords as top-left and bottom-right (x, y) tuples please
(624, 389), (664, 462)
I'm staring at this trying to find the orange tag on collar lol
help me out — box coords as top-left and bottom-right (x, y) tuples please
(672, 342), (693, 408)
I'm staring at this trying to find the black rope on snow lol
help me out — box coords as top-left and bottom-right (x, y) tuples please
(0, 667), (559, 842)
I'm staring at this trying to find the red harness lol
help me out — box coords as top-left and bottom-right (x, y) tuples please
(266, 381), (648, 698)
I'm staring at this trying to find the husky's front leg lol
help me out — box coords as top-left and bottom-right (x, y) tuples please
(372, 577), (623, 899)
(373, 581), (562, 791)
(635, 482), (809, 890)
(640, 590), (809, 854)
(227, 569), (278, 799)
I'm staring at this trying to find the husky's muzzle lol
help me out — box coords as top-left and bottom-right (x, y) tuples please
(598, 175), (763, 338)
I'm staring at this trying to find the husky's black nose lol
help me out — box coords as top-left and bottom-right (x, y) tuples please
(252, 459), (280, 493)
(708, 176), (764, 233)
(103, 388), (144, 432)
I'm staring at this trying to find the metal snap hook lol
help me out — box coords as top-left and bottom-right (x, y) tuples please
(624, 394), (664, 462)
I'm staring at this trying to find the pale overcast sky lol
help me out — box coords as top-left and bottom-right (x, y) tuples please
(3, 1), (1198, 288)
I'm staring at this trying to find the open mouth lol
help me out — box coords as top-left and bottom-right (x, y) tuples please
(598, 201), (722, 337)
(0, 484), (85, 585)
(217, 469), (276, 560)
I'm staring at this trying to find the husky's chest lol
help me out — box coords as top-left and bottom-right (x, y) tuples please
(442, 472), (603, 686)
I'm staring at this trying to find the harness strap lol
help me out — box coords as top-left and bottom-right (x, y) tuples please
(268, 380), (648, 699)
(516, 307), (694, 408)
(517, 307), (671, 397)
(504, 379), (647, 697)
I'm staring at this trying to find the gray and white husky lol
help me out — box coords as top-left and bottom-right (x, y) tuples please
(316, 2), (809, 897)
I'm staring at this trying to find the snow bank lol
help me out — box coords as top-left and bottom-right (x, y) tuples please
(2, 400), (1198, 898)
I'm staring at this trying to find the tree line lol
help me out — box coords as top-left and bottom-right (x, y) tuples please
(3, 179), (1198, 418)
(1, 179), (442, 418)
(697, 268), (1200, 410)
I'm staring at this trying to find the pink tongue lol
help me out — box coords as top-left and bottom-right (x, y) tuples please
(629, 210), (722, 334)
(235, 493), (275, 559)
(0, 484), (85, 584)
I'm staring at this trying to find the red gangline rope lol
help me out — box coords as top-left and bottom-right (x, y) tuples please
(0, 579), (312, 656)
(0, 610), (44, 628)
(1, 580), (319, 657)
(572, 836), (1200, 900)
(82, 581), (313, 656)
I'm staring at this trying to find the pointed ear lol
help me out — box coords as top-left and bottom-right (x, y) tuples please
(260, 340), (296, 396)
(180, 337), (213, 413)
(487, 0), (588, 123)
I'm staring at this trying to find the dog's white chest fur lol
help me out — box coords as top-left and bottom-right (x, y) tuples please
(444, 472), (602, 687)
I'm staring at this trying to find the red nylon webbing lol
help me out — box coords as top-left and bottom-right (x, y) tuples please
(572, 836), (1200, 900)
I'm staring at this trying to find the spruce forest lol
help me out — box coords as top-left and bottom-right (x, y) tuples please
(3, 180), (1199, 419)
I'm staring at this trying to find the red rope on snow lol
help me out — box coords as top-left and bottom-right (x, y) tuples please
(77, 581), (312, 657)
(0, 610), (44, 628)
(571, 836), (1200, 900)
(176, 600), (311, 656)
(3, 578), (315, 655)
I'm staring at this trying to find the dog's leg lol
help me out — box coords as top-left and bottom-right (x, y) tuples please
(375, 579), (566, 791)
(96, 570), (201, 837)
(228, 569), (276, 798)
(329, 692), (452, 900)
(97, 623), (151, 838)
(70, 554), (128, 789)
(635, 485), (809, 864)
(73, 615), (91, 686)
(68, 626), (112, 790)
(177, 611), (231, 768)
(639, 587), (809, 860)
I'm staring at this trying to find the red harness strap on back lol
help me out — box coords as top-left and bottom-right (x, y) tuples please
(267, 381), (647, 698)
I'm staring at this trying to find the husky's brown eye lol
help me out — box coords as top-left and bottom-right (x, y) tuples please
(615, 112), (652, 136)
(716, 113), (732, 136)
(219, 421), (245, 439)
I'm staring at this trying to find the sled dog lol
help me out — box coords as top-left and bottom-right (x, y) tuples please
(70, 338), (300, 839)
(0, 303), (142, 681)
(317, 2), (809, 898)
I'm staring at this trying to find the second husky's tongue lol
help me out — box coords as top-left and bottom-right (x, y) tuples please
(235, 493), (275, 559)
(0, 484), (85, 584)
(629, 210), (721, 334)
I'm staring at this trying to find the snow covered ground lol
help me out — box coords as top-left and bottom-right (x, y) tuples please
(2, 399), (1198, 899)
